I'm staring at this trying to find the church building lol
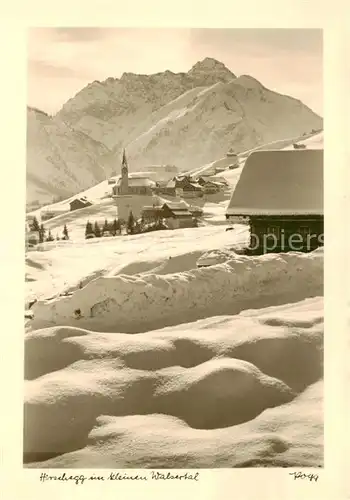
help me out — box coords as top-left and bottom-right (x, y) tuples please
(113, 149), (158, 222)
(112, 150), (156, 196)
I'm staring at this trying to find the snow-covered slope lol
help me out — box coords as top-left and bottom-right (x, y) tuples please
(25, 294), (323, 468)
(24, 199), (324, 469)
(26, 107), (117, 209)
(25, 225), (249, 305)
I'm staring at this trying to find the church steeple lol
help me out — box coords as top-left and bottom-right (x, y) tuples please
(120, 148), (129, 195)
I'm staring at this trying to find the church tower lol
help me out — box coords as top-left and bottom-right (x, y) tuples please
(119, 149), (129, 195)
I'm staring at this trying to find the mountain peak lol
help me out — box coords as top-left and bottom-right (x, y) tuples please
(189, 58), (235, 78)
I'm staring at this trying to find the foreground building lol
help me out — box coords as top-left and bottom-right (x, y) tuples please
(141, 201), (198, 230)
(226, 149), (324, 254)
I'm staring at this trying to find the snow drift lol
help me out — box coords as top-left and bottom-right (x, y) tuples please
(31, 249), (323, 333)
(24, 296), (323, 468)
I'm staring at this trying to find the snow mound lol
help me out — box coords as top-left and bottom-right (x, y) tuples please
(24, 356), (295, 460)
(32, 380), (321, 468)
(24, 299), (323, 467)
(111, 251), (204, 277)
(31, 250), (323, 333)
(196, 248), (238, 267)
(52, 378), (319, 468)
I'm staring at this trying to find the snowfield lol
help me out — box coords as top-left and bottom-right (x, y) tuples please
(24, 130), (324, 469)
(24, 224), (324, 469)
(25, 225), (249, 305)
(25, 296), (323, 468)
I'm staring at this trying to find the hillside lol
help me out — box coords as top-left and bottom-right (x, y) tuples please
(26, 107), (117, 209)
(27, 57), (323, 207)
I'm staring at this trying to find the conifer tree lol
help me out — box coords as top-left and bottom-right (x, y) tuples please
(103, 219), (109, 235)
(31, 216), (40, 232)
(63, 224), (69, 240)
(39, 223), (46, 243)
(46, 229), (54, 242)
(94, 221), (101, 238)
(127, 211), (135, 234)
(111, 218), (121, 236)
(85, 221), (93, 238)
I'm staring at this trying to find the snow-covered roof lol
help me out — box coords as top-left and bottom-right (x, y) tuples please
(171, 210), (192, 217)
(70, 197), (91, 204)
(117, 177), (156, 187)
(226, 149), (323, 216)
(163, 201), (189, 211)
(203, 175), (228, 184)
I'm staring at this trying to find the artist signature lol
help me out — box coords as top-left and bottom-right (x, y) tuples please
(289, 471), (319, 482)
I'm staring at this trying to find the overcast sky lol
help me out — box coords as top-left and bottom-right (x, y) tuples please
(28, 28), (323, 115)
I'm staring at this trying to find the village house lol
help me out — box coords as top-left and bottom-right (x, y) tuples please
(196, 175), (228, 194)
(69, 197), (93, 211)
(201, 181), (221, 195)
(141, 205), (164, 224)
(173, 176), (204, 198)
(171, 175), (190, 197)
(161, 201), (197, 229)
(182, 182), (203, 199)
(156, 179), (177, 197)
(141, 202), (203, 228)
(197, 175), (228, 186)
(226, 149), (324, 254)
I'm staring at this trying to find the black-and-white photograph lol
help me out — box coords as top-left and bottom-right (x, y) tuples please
(24, 28), (324, 469)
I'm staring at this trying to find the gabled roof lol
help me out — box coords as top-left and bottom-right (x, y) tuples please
(70, 196), (91, 204)
(163, 201), (189, 211)
(199, 174), (228, 183)
(117, 177), (156, 187)
(226, 149), (323, 216)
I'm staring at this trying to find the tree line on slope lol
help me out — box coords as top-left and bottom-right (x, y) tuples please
(28, 216), (69, 243)
(85, 212), (168, 239)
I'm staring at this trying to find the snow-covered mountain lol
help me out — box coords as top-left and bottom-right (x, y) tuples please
(26, 107), (117, 209)
(27, 57), (323, 208)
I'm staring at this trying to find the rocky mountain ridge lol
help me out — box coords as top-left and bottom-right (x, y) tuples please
(27, 58), (323, 207)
